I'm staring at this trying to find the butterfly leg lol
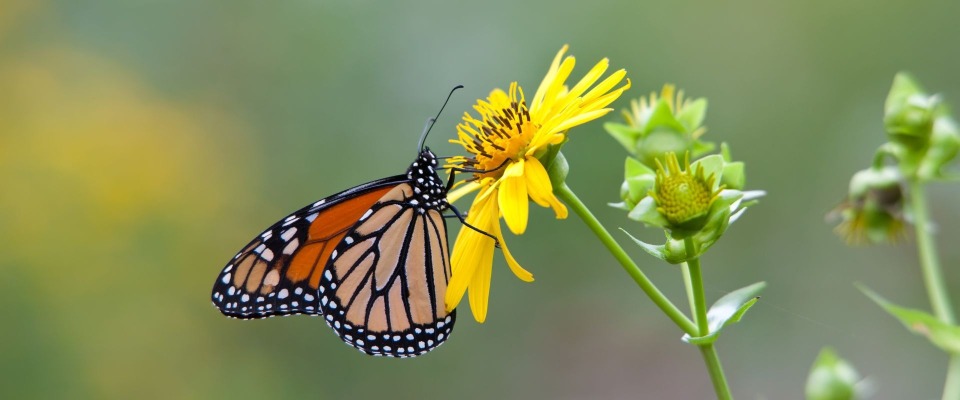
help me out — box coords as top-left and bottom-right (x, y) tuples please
(447, 204), (501, 248)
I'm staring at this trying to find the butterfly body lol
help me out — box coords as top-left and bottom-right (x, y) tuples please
(212, 148), (455, 357)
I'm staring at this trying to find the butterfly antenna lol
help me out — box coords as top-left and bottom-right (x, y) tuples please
(417, 84), (464, 152)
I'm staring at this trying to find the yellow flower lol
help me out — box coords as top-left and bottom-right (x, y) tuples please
(445, 45), (630, 322)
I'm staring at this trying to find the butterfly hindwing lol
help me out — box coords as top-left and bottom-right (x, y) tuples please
(319, 183), (455, 357)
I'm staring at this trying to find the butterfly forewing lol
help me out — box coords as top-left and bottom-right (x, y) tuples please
(211, 177), (404, 319)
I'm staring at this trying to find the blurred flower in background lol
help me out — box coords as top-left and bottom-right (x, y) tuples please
(0, 4), (262, 397)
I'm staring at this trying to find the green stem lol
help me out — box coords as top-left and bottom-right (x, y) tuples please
(681, 262), (698, 319)
(700, 344), (733, 400)
(909, 182), (955, 323)
(908, 181), (960, 400)
(555, 183), (697, 335)
(685, 238), (733, 399)
(685, 239), (709, 335)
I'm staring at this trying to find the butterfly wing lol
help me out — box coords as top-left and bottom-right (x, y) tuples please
(212, 148), (455, 358)
(211, 176), (405, 319)
(318, 182), (455, 357)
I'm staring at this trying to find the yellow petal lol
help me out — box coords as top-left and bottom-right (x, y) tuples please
(445, 231), (478, 312)
(447, 180), (482, 204)
(522, 157), (554, 207)
(546, 194), (568, 219)
(467, 235), (495, 323)
(445, 196), (498, 312)
(498, 160), (529, 235)
(532, 45), (569, 110)
(581, 69), (628, 104)
(522, 157), (569, 219)
(551, 108), (613, 134)
(496, 222), (533, 282)
(536, 57), (575, 119)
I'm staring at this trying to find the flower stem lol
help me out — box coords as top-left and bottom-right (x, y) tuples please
(555, 183), (698, 335)
(685, 238), (733, 400)
(908, 181), (960, 400)
(909, 182), (955, 323)
(685, 239), (709, 334)
(681, 263), (698, 319)
(700, 344), (733, 400)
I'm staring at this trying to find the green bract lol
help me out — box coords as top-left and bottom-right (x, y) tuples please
(805, 347), (861, 400)
(605, 84), (714, 169)
(882, 72), (960, 181)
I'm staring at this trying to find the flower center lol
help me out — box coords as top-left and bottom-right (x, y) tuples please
(652, 153), (717, 226)
(454, 86), (536, 180)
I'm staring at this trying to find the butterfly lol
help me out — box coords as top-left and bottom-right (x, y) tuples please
(211, 146), (457, 357)
(211, 88), (481, 357)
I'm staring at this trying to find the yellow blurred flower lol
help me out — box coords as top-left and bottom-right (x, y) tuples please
(445, 45), (630, 322)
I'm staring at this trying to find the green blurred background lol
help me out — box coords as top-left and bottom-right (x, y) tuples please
(3, 1), (960, 398)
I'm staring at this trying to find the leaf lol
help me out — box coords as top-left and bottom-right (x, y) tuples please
(858, 284), (960, 354)
(682, 281), (766, 345)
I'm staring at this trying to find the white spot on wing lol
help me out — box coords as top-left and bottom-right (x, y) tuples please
(278, 289), (289, 299)
(221, 273), (231, 284)
(261, 248), (274, 261)
(306, 213), (319, 222)
(282, 239), (299, 255)
(281, 227), (298, 241)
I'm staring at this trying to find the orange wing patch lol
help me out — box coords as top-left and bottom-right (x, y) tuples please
(285, 185), (395, 289)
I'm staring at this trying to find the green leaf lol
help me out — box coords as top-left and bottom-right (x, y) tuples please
(682, 281), (766, 345)
(805, 347), (860, 400)
(858, 284), (960, 354)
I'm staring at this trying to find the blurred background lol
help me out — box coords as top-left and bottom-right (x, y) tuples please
(3, 0), (960, 398)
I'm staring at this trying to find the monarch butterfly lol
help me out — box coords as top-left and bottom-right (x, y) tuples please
(211, 88), (478, 357)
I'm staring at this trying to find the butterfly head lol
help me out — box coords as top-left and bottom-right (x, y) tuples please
(407, 147), (447, 213)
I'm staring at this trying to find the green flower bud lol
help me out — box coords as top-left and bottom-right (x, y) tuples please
(885, 73), (937, 141)
(650, 153), (719, 232)
(605, 84), (714, 169)
(805, 347), (861, 400)
(881, 73), (960, 181)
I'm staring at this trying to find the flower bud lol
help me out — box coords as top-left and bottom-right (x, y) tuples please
(805, 347), (860, 400)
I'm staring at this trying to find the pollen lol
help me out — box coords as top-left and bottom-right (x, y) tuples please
(651, 153), (719, 226)
(452, 83), (535, 180)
